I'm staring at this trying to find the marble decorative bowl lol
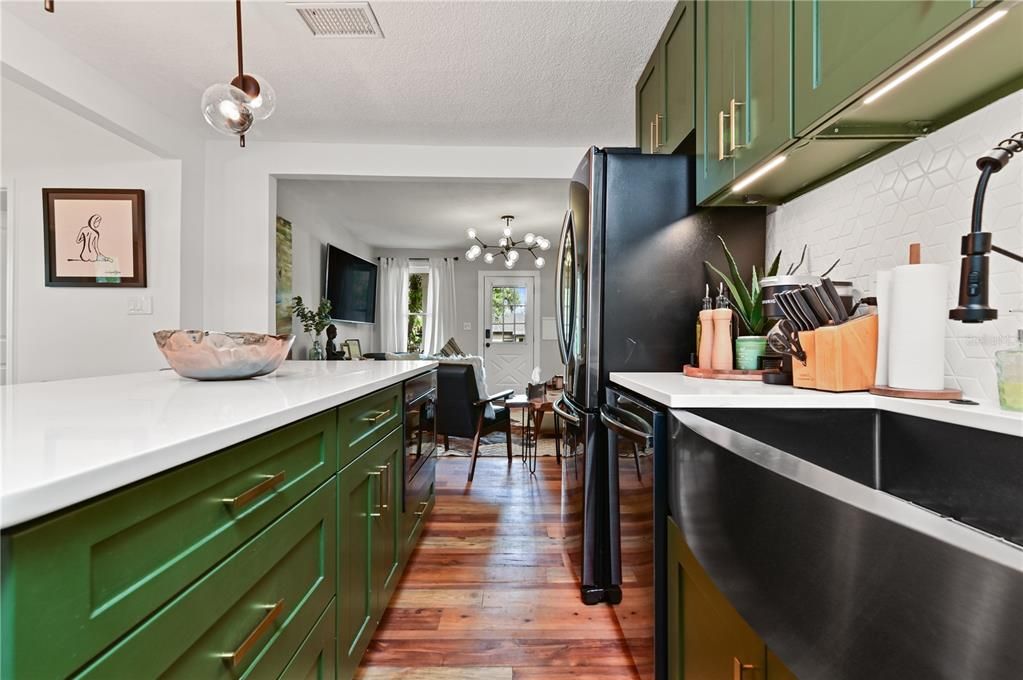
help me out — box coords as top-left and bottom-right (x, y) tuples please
(154, 330), (295, 380)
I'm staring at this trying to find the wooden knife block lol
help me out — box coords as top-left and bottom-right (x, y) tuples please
(793, 315), (878, 392)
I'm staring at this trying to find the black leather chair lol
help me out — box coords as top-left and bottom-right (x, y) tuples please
(435, 363), (514, 482)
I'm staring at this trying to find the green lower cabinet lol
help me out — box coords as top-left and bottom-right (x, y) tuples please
(74, 480), (337, 679)
(280, 599), (337, 680)
(337, 426), (403, 680)
(0, 410), (336, 680)
(667, 515), (796, 679)
(793, 0), (974, 136)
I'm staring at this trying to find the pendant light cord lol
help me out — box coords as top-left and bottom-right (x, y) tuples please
(235, 0), (244, 82)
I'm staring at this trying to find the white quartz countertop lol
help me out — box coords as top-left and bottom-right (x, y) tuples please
(0, 360), (437, 529)
(610, 372), (1023, 438)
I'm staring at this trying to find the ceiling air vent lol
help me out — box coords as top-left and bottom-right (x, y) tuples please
(292, 3), (383, 38)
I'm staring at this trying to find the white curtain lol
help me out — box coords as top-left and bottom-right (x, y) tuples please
(423, 257), (457, 355)
(378, 257), (410, 353)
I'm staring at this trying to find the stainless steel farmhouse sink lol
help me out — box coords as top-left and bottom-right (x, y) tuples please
(670, 409), (1023, 680)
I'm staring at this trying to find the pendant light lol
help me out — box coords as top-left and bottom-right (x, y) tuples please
(201, 0), (276, 147)
(465, 216), (551, 269)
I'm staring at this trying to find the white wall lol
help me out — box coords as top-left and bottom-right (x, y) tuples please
(276, 181), (376, 358)
(373, 248), (563, 379)
(1, 78), (182, 382)
(203, 142), (583, 336)
(767, 91), (1023, 401)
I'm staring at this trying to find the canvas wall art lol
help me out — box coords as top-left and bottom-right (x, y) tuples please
(275, 216), (294, 335)
(42, 189), (146, 287)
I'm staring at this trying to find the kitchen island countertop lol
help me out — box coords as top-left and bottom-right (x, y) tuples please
(610, 372), (1023, 438)
(0, 360), (437, 528)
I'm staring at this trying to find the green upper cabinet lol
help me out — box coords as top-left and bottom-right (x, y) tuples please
(662, 1), (696, 151)
(733, 0), (793, 180)
(636, 1), (695, 154)
(636, 52), (664, 154)
(696, 0), (739, 203)
(793, 0), (975, 136)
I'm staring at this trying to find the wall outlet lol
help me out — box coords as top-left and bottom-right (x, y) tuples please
(127, 296), (153, 315)
(463, 322), (472, 331)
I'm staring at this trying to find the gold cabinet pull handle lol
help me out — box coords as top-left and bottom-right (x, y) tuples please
(649, 120), (656, 153)
(729, 99), (747, 152)
(362, 409), (391, 423)
(733, 657), (757, 680)
(369, 469), (383, 516)
(718, 110), (734, 161)
(222, 599), (284, 669)
(222, 471), (285, 512)
(654, 113), (663, 151)
(414, 500), (429, 517)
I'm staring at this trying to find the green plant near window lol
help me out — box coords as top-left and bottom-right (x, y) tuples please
(704, 237), (781, 336)
(407, 273), (425, 352)
(291, 296), (332, 356)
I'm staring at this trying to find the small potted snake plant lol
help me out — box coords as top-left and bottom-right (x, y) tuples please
(705, 237), (781, 370)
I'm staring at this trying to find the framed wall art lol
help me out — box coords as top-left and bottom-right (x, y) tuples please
(42, 188), (146, 287)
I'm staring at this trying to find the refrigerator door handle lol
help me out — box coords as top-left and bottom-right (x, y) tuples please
(600, 404), (653, 448)
(552, 395), (580, 426)
(555, 209), (573, 366)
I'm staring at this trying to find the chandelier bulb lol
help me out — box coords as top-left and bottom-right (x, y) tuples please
(483, 252), (495, 264)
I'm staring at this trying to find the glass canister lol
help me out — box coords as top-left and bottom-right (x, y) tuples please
(995, 329), (1023, 412)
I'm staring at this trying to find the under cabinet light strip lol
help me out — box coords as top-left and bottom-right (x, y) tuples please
(732, 155), (787, 193)
(863, 9), (1008, 105)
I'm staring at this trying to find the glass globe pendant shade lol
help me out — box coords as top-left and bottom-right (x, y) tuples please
(232, 73), (276, 120)
(498, 237), (508, 247)
(466, 244), (482, 260)
(202, 83), (254, 136)
(504, 258), (515, 269)
(538, 237), (551, 251)
(535, 256), (545, 268)
(483, 253), (495, 264)
(507, 249), (520, 263)
(524, 233), (535, 245)
(467, 228), (477, 239)
(503, 227), (513, 238)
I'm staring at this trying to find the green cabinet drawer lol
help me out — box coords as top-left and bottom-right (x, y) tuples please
(74, 480), (336, 679)
(793, 0), (973, 136)
(280, 598), (336, 680)
(1, 410), (337, 680)
(338, 385), (402, 470)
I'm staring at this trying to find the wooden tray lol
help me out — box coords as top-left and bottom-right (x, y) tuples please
(869, 385), (963, 400)
(683, 365), (778, 381)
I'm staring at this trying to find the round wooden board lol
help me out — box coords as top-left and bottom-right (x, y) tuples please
(869, 385), (963, 400)
(683, 364), (779, 381)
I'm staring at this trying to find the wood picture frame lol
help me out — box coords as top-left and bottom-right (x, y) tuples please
(345, 339), (363, 360)
(42, 188), (147, 287)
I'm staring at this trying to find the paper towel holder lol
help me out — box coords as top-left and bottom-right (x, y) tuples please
(950, 131), (1023, 323)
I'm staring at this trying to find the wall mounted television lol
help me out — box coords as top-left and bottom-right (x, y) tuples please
(323, 244), (377, 324)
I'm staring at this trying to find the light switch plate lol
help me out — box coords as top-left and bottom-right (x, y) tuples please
(463, 322), (472, 331)
(127, 296), (153, 315)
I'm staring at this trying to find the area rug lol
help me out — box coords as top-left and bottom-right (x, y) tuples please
(439, 417), (560, 458)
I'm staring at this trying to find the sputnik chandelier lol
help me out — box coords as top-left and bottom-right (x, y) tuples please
(465, 216), (551, 269)
(200, 0), (276, 147)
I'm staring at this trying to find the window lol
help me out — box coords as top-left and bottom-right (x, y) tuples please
(407, 269), (429, 353)
(491, 286), (526, 343)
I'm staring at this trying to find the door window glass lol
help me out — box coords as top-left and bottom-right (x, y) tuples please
(491, 286), (527, 343)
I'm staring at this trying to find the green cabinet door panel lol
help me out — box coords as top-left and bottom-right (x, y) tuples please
(280, 598), (337, 680)
(73, 480), (336, 679)
(373, 429), (405, 607)
(793, 0), (974, 136)
(733, 0), (792, 181)
(0, 411), (337, 680)
(338, 385), (403, 470)
(636, 53), (664, 153)
(662, 1), (696, 151)
(337, 448), (377, 680)
(696, 0), (739, 203)
(403, 458), (435, 557)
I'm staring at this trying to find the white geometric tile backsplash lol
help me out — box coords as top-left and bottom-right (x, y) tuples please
(766, 91), (1023, 402)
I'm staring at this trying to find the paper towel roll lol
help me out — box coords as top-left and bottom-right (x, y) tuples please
(874, 269), (893, 386)
(888, 263), (946, 390)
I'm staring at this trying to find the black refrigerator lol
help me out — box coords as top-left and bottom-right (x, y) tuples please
(552, 147), (765, 679)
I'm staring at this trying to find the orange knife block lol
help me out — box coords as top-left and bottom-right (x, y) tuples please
(792, 315), (878, 392)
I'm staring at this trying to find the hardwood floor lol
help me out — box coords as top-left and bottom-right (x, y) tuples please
(357, 455), (641, 680)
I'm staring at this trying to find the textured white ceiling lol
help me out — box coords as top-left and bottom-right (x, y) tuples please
(277, 177), (569, 249)
(7, 0), (674, 146)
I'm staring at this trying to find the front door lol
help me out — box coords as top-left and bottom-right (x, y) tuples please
(480, 273), (537, 395)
